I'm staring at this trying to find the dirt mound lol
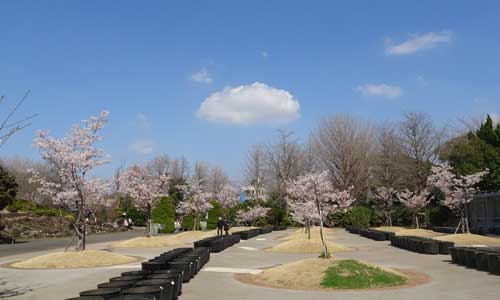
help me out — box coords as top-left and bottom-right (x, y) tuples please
(373, 226), (407, 233)
(395, 229), (443, 238)
(11, 250), (137, 269)
(434, 233), (500, 245)
(112, 236), (187, 248)
(172, 231), (216, 241)
(237, 258), (414, 291)
(266, 238), (352, 253)
(281, 227), (336, 241)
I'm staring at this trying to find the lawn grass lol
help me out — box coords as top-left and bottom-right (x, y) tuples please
(321, 260), (407, 289)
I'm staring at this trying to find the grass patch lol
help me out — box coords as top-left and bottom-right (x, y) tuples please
(321, 260), (407, 289)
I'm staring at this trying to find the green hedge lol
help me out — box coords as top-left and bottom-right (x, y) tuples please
(207, 200), (222, 230)
(342, 206), (372, 228)
(152, 196), (176, 233)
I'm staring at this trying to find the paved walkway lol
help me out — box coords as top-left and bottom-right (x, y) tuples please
(0, 229), (499, 299)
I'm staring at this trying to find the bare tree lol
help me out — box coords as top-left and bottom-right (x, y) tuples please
(399, 112), (447, 190)
(192, 160), (209, 185)
(171, 156), (190, 181)
(145, 154), (172, 177)
(0, 91), (37, 147)
(243, 143), (265, 199)
(371, 122), (409, 189)
(207, 166), (229, 194)
(312, 114), (374, 198)
(1, 156), (55, 204)
(264, 130), (304, 196)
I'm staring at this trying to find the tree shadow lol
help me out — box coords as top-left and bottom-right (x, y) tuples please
(0, 278), (31, 298)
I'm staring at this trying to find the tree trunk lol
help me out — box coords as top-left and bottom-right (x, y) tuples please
(415, 214), (419, 230)
(307, 219), (311, 240)
(464, 207), (470, 234)
(316, 200), (329, 258)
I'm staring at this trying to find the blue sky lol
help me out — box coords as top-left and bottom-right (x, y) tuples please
(1, 1), (499, 182)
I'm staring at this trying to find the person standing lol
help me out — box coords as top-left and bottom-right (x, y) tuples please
(223, 219), (230, 235)
(216, 217), (224, 236)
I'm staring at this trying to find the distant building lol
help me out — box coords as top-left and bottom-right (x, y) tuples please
(241, 185), (266, 201)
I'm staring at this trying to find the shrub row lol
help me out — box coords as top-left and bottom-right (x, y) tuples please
(67, 234), (240, 300)
(346, 226), (393, 241)
(390, 236), (454, 255)
(450, 246), (500, 275)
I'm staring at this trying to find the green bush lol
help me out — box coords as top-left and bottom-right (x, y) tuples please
(152, 196), (176, 233)
(207, 200), (222, 230)
(32, 206), (60, 217)
(342, 206), (372, 228)
(391, 205), (414, 226)
(181, 214), (201, 231)
(5, 199), (35, 212)
(0, 165), (17, 210)
(126, 206), (147, 226)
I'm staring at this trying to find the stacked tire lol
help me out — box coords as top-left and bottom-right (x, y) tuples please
(273, 225), (287, 231)
(232, 229), (260, 240)
(258, 227), (273, 234)
(193, 235), (240, 252)
(450, 246), (500, 275)
(390, 235), (454, 255)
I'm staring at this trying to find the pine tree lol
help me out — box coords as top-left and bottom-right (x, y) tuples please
(0, 165), (18, 210)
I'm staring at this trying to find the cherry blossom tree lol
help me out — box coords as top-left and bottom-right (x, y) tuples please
(286, 171), (355, 258)
(176, 180), (213, 231)
(397, 189), (430, 229)
(372, 186), (397, 226)
(215, 184), (240, 218)
(30, 111), (109, 250)
(427, 164), (488, 233)
(119, 164), (169, 236)
(236, 205), (270, 225)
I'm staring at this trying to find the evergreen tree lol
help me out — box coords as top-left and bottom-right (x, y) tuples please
(0, 165), (18, 210)
(152, 196), (176, 233)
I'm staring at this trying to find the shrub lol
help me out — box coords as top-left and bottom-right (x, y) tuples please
(5, 199), (35, 212)
(391, 205), (414, 226)
(342, 206), (371, 228)
(152, 196), (176, 233)
(207, 200), (222, 230)
(126, 206), (147, 226)
(181, 214), (200, 231)
(0, 165), (17, 210)
(32, 206), (60, 217)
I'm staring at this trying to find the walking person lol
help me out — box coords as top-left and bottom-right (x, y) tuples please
(223, 219), (230, 235)
(216, 217), (224, 236)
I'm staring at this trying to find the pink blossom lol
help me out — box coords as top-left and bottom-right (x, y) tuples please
(236, 205), (270, 224)
(176, 180), (213, 216)
(30, 111), (110, 250)
(216, 184), (240, 210)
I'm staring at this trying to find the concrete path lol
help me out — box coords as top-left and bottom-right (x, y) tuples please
(0, 229), (145, 257)
(0, 229), (499, 300)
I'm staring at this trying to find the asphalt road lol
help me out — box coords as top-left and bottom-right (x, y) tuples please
(0, 229), (145, 257)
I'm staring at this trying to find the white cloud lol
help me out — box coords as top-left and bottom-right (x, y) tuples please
(135, 113), (152, 131)
(190, 68), (213, 84)
(386, 31), (452, 55)
(355, 83), (402, 99)
(129, 139), (155, 155)
(197, 82), (300, 124)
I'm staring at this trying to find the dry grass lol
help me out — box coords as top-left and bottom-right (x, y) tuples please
(280, 227), (336, 241)
(11, 250), (137, 269)
(372, 226), (407, 233)
(395, 229), (444, 238)
(266, 238), (352, 253)
(246, 258), (405, 290)
(112, 236), (187, 248)
(434, 233), (500, 245)
(172, 231), (216, 241)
